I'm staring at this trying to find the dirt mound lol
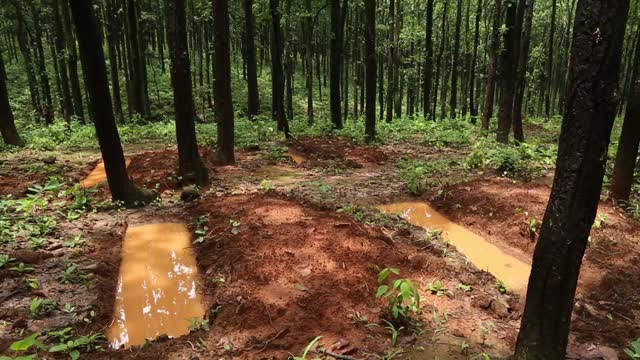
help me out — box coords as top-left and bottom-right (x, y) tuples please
(290, 136), (388, 167)
(430, 178), (640, 351)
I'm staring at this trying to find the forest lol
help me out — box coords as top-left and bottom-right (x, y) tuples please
(1, 0), (640, 358)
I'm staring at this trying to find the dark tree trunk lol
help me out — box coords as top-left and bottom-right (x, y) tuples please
(392, 1), (402, 118)
(433, 0), (449, 120)
(166, 0), (208, 186)
(496, 0), (518, 144)
(126, 0), (150, 118)
(610, 28), (640, 203)
(303, 0), (314, 124)
(543, 0), (557, 120)
(69, 0), (156, 207)
(482, 0), (502, 130)
(269, 0), (289, 138)
(469, 0), (482, 121)
(449, 0), (463, 119)
(29, 2), (55, 125)
(512, 0), (534, 142)
(330, 0), (345, 129)
(105, 0), (125, 124)
(13, 2), (42, 121)
(62, 0), (84, 123)
(0, 51), (24, 147)
(385, 0), (395, 123)
(244, 0), (260, 117)
(422, 0), (434, 119)
(514, 0), (630, 358)
(213, 0), (236, 164)
(53, 0), (73, 123)
(364, 0), (376, 142)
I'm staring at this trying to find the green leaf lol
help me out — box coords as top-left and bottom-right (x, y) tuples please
(70, 350), (80, 360)
(49, 343), (69, 352)
(375, 285), (389, 298)
(10, 333), (44, 351)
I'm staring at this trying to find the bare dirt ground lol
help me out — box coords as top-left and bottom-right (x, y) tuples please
(1, 135), (637, 359)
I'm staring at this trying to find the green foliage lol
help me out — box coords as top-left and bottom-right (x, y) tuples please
(497, 280), (508, 294)
(187, 317), (210, 331)
(381, 320), (401, 347)
(375, 268), (421, 320)
(426, 280), (450, 297)
(48, 332), (104, 360)
(0, 254), (15, 267)
(29, 298), (56, 317)
(193, 215), (209, 244)
(10, 333), (45, 352)
(290, 336), (322, 360)
(399, 158), (450, 195)
(625, 338), (640, 359)
(10, 262), (34, 274)
(465, 139), (556, 181)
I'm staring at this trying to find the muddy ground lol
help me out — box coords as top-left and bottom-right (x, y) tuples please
(0, 135), (637, 359)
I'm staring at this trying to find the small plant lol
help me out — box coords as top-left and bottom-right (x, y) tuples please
(625, 338), (640, 359)
(28, 237), (49, 249)
(0, 254), (15, 267)
(62, 303), (77, 315)
(290, 336), (322, 360)
(48, 332), (104, 360)
(259, 179), (274, 192)
(497, 280), (508, 294)
(10, 262), (34, 274)
(193, 216), (209, 244)
(375, 268), (421, 320)
(427, 280), (450, 296)
(30, 298), (56, 317)
(229, 219), (241, 235)
(382, 320), (400, 347)
(460, 340), (470, 354)
(592, 214), (607, 230)
(9, 333), (45, 352)
(457, 283), (472, 292)
(64, 235), (85, 248)
(26, 278), (39, 289)
(187, 317), (210, 331)
(58, 264), (87, 284)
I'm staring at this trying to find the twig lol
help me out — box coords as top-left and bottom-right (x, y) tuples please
(317, 349), (361, 360)
(251, 326), (289, 352)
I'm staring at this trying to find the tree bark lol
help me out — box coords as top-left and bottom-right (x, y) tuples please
(423, 0), (434, 119)
(543, 0), (557, 120)
(0, 50), (24, 147)
(482, 0), (502, 130)
(105, 0), (125, 124)
(512, 0), (534, 142)
(269, 0), (289, 138)
(166, 0), (208, 186)
(53, 0), (73, 124)
(62, 0), (84, 123)
(610, 28), (640, 203)
(385, 0), (395, 123)
(13, 2), (42, 122)
(244, 0), (260, 117)
(449, 0), (463, 119)
(29, 1), (55, 125)
(213, 0), (236, 164)
(330, 0), (345, 129)
(469, 0), (482, 121)
(69, 0), (156, 207)
(364, 0), (376, 142)
(126, 0), (150, 118)
(514, 0), (630, 358)
(496, 0), (518, 144)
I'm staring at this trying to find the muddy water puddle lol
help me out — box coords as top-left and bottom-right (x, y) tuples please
(81, 158), (131, 188)
(107, 223), (205, 349)
(377, 202), (530, 293)
(287, 148), (306, 164)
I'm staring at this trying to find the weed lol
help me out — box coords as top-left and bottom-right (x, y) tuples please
(290, 336), (322, 360)
(625, 338), (640, 359)
(259, 179), (274, 191)
(497, 280), (508, 294)
(382, 320), (401, 347)
(0, 254), (15, 267)
(193, 216), (209, 244)
(9, 333), (45, 352)
(229, 219), (241, 235)
(29, 298), (56, 317)
(26, 278), (39, 289)
(48, 332), (105, 360)
(426, 280), (450, 297)
(58, 264), (89, 284)
(187, 317), (210, 331)
(460, 340), (470, 354)
(10, 262), (34, 274)
(592, 214), (607, 230)
(399, 159), (449, 195)
(457, 283), (472, 292)
(64, 235), (85, 248)
(375, 268), (421, 320)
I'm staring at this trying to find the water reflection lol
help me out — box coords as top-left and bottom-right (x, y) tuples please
(107, 223), (205, 349)
(377, 202), (530, 293)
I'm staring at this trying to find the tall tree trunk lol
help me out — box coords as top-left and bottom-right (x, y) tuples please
(105, 0), (125, 124)
(514, 0), (630, 358)
(511, 0), (534, 142)
(469, 0), (482, 121)
(0, 50), (24, 147)
(270, 0), (289, 138)
(385, 0), (395, 123)
(423, 0), (434, 119)
(496, 0), (518, 144)
(167, 0), (208, 186)
(482, 0), (502, 130)
(433, 0), (449, 120)
(53, 0), (73, 123)
(610, 28), (640, 203)
(449, 0), (463, 119)
(543, 0), (557, 120)
(244, 0), (260, 117)
(213, 0), (236, 164)
(69, 0), (156, 207)
(303, 0), (314, 124)
(29, 2), (55, 125)
(392, 0), (402, 118)
(364, 0), (376, 142)
(13, 2), (42, 122)
(62, 0), (85, 123)
(330, 0), (345, 129)
(126, 0), (150, 118)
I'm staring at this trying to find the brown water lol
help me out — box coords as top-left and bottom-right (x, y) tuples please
(377, 202), (531, 293)
(287, 148), (306, 164)
(81, 158), (132, 188)
(107, 223), (205, 349)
